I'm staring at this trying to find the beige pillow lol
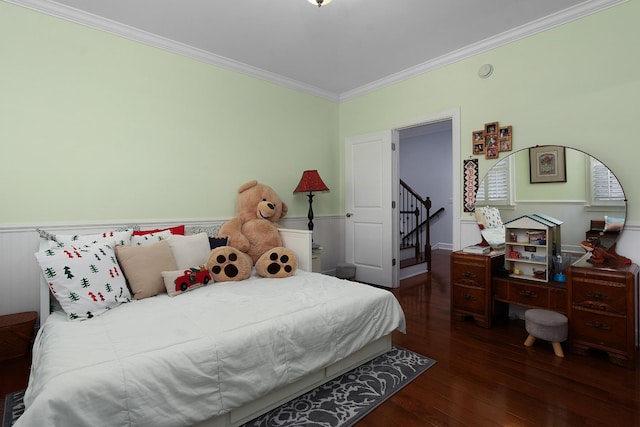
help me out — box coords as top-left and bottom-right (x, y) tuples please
(116, 240), (177, 300)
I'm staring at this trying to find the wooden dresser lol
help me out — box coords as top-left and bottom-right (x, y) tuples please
(450, 251), (505, 328)
(567, 258), (639, 368)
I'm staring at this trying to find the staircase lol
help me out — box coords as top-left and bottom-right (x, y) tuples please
(399, 180), (444, 278)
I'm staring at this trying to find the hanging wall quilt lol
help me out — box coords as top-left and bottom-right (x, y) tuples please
(463, 158), (478, 213)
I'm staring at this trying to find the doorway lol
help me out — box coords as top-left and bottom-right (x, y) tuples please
(397, 120), (454, 279)
(344, 108), (461, 287)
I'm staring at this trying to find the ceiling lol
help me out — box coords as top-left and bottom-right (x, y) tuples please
(9, 0), (620, 100)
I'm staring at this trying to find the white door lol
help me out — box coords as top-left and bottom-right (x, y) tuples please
(345, 131), (397, 287)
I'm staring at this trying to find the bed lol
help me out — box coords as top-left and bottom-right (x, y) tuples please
(17, 227), (406, 427)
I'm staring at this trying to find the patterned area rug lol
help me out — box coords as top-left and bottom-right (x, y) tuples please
(2, 348), (435, 427)
(242, 347), (435, 427)
(2, 390), (24, 427)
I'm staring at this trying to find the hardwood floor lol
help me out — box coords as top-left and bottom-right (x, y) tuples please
(358, 249), (640, 426)
(0, 354), (30, 423)
(2, 251), (639, 426)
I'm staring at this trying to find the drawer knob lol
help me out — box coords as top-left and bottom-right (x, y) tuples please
(586, 320), (611, 331)
(519, 290), (537, 298)
(586, 291), (609, 301)
(463, 271), (476, 278)
(463, 294), (475, 301)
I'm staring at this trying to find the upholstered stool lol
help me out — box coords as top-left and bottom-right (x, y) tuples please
(336, 263), (356, 281)
(524, 309), (568, 357)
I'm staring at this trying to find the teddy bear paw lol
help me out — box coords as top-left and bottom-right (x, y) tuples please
(255, 247), (298, 278)
(206, 247), (252, 282)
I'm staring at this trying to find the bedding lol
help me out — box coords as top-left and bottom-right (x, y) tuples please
(17, 270), (405, 427)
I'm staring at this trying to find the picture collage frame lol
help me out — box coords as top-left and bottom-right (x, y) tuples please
(472, 121), (513, 159)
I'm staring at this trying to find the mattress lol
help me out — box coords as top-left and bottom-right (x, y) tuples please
(16, 271), (405, 427)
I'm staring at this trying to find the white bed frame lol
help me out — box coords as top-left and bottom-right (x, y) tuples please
(37, 227), (392, 427)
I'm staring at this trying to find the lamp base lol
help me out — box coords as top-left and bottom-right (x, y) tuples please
(306, 193), (315, 231)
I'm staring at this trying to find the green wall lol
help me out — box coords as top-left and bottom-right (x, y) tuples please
(339, 0), (640, 220)
(1, 1), (639, 225)
(0, 2), (339, 223)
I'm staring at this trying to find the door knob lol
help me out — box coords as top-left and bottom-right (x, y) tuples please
(346, 213), (353, 217)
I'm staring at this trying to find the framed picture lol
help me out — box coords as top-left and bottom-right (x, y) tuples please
(473, 141), (485, 155)
(499, 138), (512, 152)
(485, 134), (499, 159)
(499, 126), (512, 138)
(484, 121), (499, 135)
(472, 129), (485, 154)
(529, 145), (566, 183)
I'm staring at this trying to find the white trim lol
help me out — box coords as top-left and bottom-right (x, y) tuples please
(339, 0), (627, 101)
(5, 0), (626, 102)
(0, 217), (230, 234)
(393, 108), (461, 251)
(4, 0), (340, 102)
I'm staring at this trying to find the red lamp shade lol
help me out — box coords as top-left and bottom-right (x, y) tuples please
(293, 170), (330, 193)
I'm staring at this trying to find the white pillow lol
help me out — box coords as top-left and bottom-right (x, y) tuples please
(130, 230), (172, 246)
(51, 229), (133, 248)
(166, 233), (212, 270)
(35, 243), (132, 320)
(161, 266), (212, 297)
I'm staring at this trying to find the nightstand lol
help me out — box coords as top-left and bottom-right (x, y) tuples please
(0, 311), (37, 362)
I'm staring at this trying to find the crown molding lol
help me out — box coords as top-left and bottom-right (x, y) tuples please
(5, 0), (627, 103)
(339, 0), (627, 101)
(5, 0), (341, 102)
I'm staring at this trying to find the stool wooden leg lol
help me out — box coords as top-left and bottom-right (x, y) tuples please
(552, 342), (564, 357)
(524, 335), (536, 347)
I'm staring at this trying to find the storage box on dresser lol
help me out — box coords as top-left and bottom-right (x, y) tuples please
(567, 258), (639, 368)
(451, 251), (505, 328)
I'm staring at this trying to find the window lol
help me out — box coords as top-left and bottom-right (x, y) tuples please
(475, 156), (511, 206)
(589, 158), (624, 206)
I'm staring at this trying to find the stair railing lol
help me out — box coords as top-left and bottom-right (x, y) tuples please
(399, 180), (440, 271)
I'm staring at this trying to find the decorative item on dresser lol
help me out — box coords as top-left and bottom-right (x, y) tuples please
(567, 257), (639, 369)
(450, 251), (506, 328)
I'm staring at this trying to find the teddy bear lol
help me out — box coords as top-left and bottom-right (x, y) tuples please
(206, 180), (298, 281)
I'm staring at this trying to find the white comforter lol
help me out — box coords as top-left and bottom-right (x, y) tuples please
(17, 271), (405, 427)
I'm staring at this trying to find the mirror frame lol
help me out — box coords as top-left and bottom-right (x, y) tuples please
(474, 145), (627, 254)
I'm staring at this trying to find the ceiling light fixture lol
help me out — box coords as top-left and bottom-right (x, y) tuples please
(308, 0), (333, 7)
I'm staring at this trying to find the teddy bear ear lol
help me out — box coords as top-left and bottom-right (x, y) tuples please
(238, 180), (258, 194)
(281, 202), (288, 218)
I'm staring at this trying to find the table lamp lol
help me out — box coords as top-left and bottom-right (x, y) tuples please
(293, 170), (329, 231)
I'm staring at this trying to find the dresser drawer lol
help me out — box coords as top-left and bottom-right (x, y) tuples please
(570, 309), (627, 350)
(452, 285), (486, 315)
(508, 282), (548, 308)
(451, 262), (487, 288)
(571, 279), (627, 315)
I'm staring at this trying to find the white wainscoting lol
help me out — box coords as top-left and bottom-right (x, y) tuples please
(2, 216), (638, 319)
(0, 217), (348, 319)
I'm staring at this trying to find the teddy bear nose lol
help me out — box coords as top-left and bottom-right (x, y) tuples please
(267, 203), (275, 210)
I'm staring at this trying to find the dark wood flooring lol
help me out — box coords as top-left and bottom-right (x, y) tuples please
(2, 250), (639, 425)
(359, 249), (640, 426)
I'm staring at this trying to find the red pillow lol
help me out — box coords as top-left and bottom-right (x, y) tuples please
(132, 225), (185, 236)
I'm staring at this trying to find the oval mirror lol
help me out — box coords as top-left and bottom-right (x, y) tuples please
(474, 146), (626, 255)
